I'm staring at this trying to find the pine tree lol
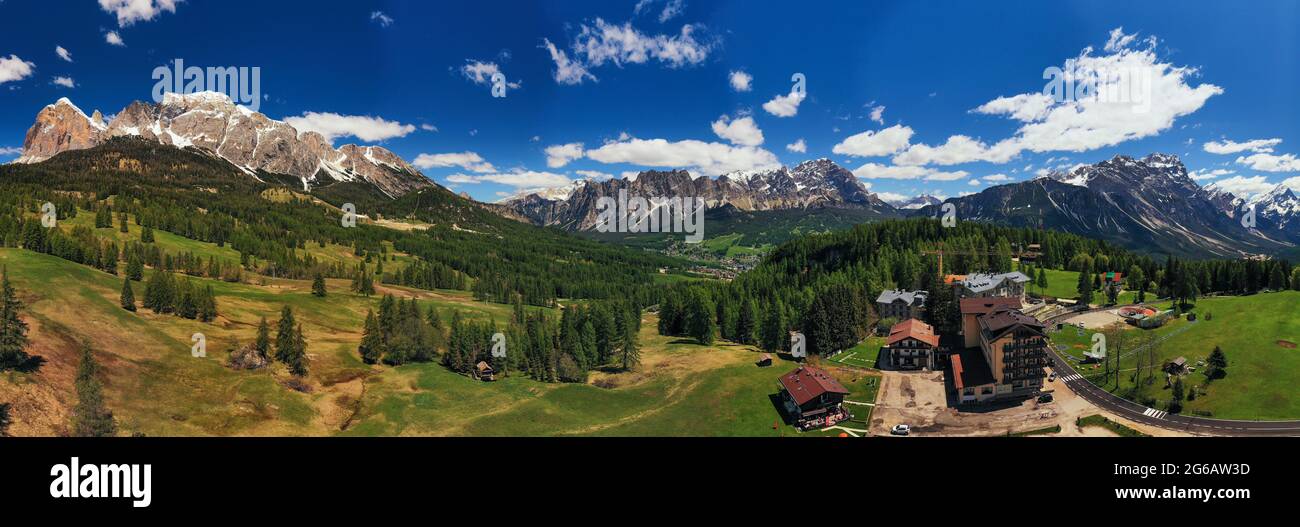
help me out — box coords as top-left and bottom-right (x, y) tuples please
(126, 253), (144, 281)
(0, 268), (32, 370)
(359, 309), (383, 364)
(1170, 377), (1185, 413)
(617, 310), (640, 371)
(311, 272), (327, 297)
(287, 324), (308, 376)
(198, 285), (217, 322)
(275, 306), (296, 363)
(1206, 346), (1228, 379)
(140, 225), (155, 243)
(735, 298), (758, 345)
(118, 212), (129, 233)
(120, 277), (136, 312)
(1036, 268), (1048, 296)
(1077, 259), (1094, 305)
(760, 302), (786, 353)
(254, 317), (271, 361)
(71, 345), (116, 437)
(685, 289), (716, 345)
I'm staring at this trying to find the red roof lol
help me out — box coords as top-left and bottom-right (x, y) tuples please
(959, 297), (1022, 316)
(887, 318), (939, 347)
(778, 366), (850, 406)
(951, 355), (966, 390)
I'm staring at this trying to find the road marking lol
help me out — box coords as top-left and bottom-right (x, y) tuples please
(1060, 373), (1083, 382)
(1143, 408), (1167, 419)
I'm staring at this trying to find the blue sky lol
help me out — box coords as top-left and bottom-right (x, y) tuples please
(2, 0), (1300, 202)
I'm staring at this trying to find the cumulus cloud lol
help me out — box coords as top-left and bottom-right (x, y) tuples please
(983, 173), (1011, 182)
(99, 0), (179, 27)
(541, 38), (596, 85)
(0, 146), (23, 156)
(868, 105), (885, 125)
(586, 137), (780, 176)
(284, 112), (416, 143)
(1203, 138), (1281, 154)
(51, 76), (75, 88)
(412, 152), (497, 173)
(762, 86), (805, 117)
(56, 46), (72, 62)
(786, 138), (807, 153)
(459, 60), (521, 90)
(1189, 168), (1234, 181)
(1208, 175), (1276, 199)
(544, 142), (585, 168)
(728, 70), (752, 92)
(575, 170), (613, 180)
(544, 18), (714, 85)
(1236, 152), (1300, 172)
(902, 28), (1221, 166)
(105, 31), (125, 46)
(851, 162), (969, 182)
(456, 170), (573, 189)
(370, 11), (394, 27)
(832, 124), (914, 157)
(711, 114), (764, 147)
(0, 55), (35, 84)
(1283, 176), (1300, 193)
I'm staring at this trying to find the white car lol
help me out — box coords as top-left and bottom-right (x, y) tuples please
(891, 424), (911, 436)
(1048, 372), (1057, 382)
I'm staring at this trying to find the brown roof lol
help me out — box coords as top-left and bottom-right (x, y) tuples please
(959, 297), (1022, 316)
(475, 361), (493, 372)
(977, 309), (1045, 339)
(758, 353), (773, 361)
(887, 318), (939, 347)
(778, 366), (850, 406)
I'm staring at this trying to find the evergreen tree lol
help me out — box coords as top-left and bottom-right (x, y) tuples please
(684, 288), (716, 345)
(120, 277), (136, 312)
(140, 225), (155, 243)
(0, 268), (32, 370)
(287, 323), (309, 376)
(1077, 259), (1094, 305)
(119, 212), (129, 233)
(1036, 268), (1048, 296)
(254, 316), (271, 361)
(71, 345), (116, 437)
(760, 302), (786, 353)
(735, 298), (758, 345)
(616, 310), (640, 371)
(1128, 265), (1146, 303)
(311, 272), (327, 297)
(275, 306), (296, 363)
(1170, 377), (1185, 413)
(1206, 346), (1228, 379)
(359, 309), (384, 365)
(198, 285), (217, 322)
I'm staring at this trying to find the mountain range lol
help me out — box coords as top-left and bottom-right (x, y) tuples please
(11, 95), (1300, 259)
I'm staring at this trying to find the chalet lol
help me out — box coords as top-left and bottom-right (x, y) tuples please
(756, 353), (773, 367)
(778, 366), (851, 430)
(475, 361), (496, 381)
(885, 319), (940, 370)
(1019, 243), (1042, 263)
(975, 309), (1050, 400)
(1104, 272), (1123, 285)
(959, 297), (1023, 349)
(875, 289), (929, 321)
(953, 272), (1031, 300)
(1165, 356), (1188, 374)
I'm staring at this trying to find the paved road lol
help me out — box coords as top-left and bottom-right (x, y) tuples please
(1044, 306), (1300, 437)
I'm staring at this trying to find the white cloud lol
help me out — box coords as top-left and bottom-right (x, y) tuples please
(786, 138), (807, 153)
(51, 76), (75, 88)
(370, 11), (394, 27)
(983, 173), (1011, 182)
(99, 0), (178, 27)
(446, 170), (572, 189)
(1104, 27), (1139, 53)
(575, 170), (613, 180)
(1203, 138), (1282, 154)
(0, 55), (35, 84)
(851, 162), (969, 182)
(875, 191), (909, 203)
(659, 0), (686, 22)
(728, 70), (752, 92)
(762, 87), (805, 117)
(0, 146), (23, 156)
(284, 112), (416, 143)
(905, 28), (1221, 166)
(544, 142), (585, 168)
(1236, 152), (1300, 172)
(459, 60), (521, 90)
(710, 114), (764, 147)
(832, 124), (914, 157)
(56, 46), (72, 62)
(420, 124), (438, 132)
(412, 152), (497, 173)
(105, 31), (125, 46)
(969, 178), (983, 186)
(1208, 175), (1276, 199)
(586, 137), (780, 176)
(1189, 168), (1234, 181)
(868, 105), (885, 125)
(544, 18), (714, 86)
(541, 38), (596, 85)
(1283, 176), (1300, 193)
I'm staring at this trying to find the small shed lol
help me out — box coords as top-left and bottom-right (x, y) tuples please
(756, 353), (773, 367)
(1165, 356), (1187, 374)
(475, 360), (496, 381)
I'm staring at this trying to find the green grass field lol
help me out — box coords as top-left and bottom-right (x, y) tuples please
(1050, 291), (1300, 419)
(828, 336), (885, 369)
(0, 247), (881, 436)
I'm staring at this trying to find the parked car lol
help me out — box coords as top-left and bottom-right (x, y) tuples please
(1048, 372), (1057, 382)
(891, 424), (911, 436)
(1038, 393), (1054, 403)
